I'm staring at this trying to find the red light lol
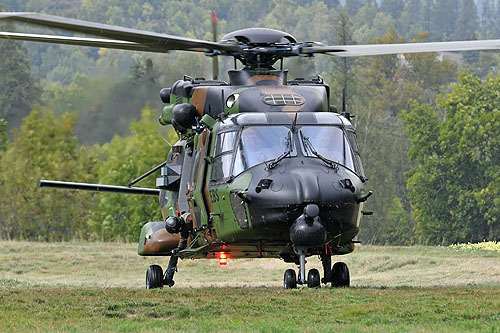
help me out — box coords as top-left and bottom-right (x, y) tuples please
(218, 252), (228, 265)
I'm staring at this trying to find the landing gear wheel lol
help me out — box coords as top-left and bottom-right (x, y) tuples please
(146, 265), (163, 289)
(307, 268), (321, 288)
(284, 269), (297, 289)
(332, 262), (350, 287)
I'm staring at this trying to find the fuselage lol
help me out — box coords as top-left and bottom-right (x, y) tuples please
(139, 70), (368, 263)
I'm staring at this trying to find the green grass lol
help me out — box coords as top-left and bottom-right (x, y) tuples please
(1, 242), (499, 331)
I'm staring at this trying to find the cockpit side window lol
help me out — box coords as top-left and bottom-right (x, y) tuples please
(346, 130), (365, 176)
(211, 129), (237, 181)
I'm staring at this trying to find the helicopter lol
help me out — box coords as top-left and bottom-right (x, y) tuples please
(1, 12), (500, 289)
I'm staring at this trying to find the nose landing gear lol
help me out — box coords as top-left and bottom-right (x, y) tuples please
(284, 248), (321, 289)
(282, 252), (350, 289)
(307, 268), (321, 288)
(295, 248), (322, 288)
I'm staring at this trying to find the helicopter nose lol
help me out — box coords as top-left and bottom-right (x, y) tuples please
(288, 168), (323, 203)
(246, 159), (360, 231)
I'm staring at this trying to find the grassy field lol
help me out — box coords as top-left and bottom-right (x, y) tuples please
(1, 242), (499, 331)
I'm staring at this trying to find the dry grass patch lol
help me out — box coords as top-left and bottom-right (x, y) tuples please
(0, 242), (499, 288)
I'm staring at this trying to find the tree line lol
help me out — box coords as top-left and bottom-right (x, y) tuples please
(0, 106), (176, 241)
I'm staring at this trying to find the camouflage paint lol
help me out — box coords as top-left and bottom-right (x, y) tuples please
(145, 71), (365, 261)
(138, 221), (180, 256)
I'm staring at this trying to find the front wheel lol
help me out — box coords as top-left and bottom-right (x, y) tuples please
(307, 268), (321, 288)
(146, 265), (163, 289)
(284, 269), (297, 289)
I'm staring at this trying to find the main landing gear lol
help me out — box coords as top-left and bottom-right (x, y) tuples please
(283, 252), (350, 289)
(145, 255), (179, 289)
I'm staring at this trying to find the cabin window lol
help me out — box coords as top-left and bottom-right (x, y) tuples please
(232, 126), (296, 176)
(299, 126), (355, 170)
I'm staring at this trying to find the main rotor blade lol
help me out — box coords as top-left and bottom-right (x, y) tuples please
(305, 39), (500, 57)
(0, 12), (239, 53)
(0, 32), (166, 52)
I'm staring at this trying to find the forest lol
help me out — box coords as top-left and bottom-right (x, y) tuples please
(0, 0), (499, 244)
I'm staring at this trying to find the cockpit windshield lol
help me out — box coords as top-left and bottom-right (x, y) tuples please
(211, 122), (358, 181)
(299, 126), (354, 170)
(233, 126), (296, 176)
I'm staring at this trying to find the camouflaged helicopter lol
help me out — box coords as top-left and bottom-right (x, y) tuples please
(2, 11), (500, 289)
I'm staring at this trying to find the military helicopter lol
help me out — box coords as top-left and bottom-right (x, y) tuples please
(1, 12), (499, 289)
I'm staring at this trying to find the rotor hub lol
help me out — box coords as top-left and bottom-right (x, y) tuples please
(221, 28), (299, 69)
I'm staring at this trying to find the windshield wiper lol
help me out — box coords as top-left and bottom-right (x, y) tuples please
(267, 132), (292, 170)
(300, 132), (338, 170)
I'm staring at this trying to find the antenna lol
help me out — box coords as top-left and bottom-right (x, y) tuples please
(342, 87), (346, 113)
(292, 112), (298, 132)
(157, 131), (173, 148)
(341, 87), (352, 121)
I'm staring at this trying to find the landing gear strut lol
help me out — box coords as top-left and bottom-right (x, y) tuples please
(163, 255), (178, 287)
(297, 248), (307, 285)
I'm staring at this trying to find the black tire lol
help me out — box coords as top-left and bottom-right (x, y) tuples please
(332, 262), (350, 287)
(146, 265), (164, 289)
(284, 269), (297, 289)
(307, 268), (321, 288)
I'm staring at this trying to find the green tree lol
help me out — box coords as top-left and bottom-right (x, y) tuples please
(380, 0), (404, 19)
(398, 0), (423, 38)
(402, 32), (457, 104)
(431, 0), (459, 41)
(0, 10), (41, 129)
(481, 0), (494, 39)
(353, 4), (396, 43)
(455, 0), (479, 40)
(322, 11), (357, 111)
(402, 73), (500, 244)
(344, 0), (365, 17)
(0, 119), (7, 152)
(355, 29), (456, 245)
(0, 109), (98, 240)
(89, 105), (174, 241)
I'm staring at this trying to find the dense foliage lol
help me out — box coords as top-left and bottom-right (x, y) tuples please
(0, 109), (98, 240)
(403, 73), (500, 244)
(0, 107), (173, 241)
(0, 0), (499, 243)
(88, 106), (176, 241)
